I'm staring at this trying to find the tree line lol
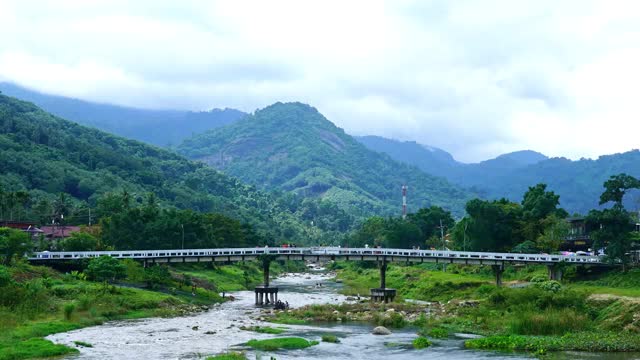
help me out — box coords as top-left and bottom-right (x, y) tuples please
(346, 174), (640, 266)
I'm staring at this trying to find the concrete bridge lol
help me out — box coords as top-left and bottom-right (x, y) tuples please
(29, 247), (607, 303)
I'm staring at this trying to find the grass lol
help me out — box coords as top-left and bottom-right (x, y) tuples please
(240, 325), (286, 334)
(0, 338), (79, 360)
(245, 337), (319, 351)
(321, 334), (340, 343)
(206, 352), (247, 360)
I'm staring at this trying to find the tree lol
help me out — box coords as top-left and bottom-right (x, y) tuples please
(599, 174), (640, 207)
(587, 207), (634, 266)
(60, 232), (98, 251)
(587, 174), (640, 267)
(536, 215), (569, 253)
(0, 227), (32, 265)
(407, 206), (454, 242)
(463, 198), (523, 252)
(384, 218), (423, 249)
(86, 256), (126, 282)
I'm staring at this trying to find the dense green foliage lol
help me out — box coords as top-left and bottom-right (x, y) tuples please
(358, 135), (640, 215)
(0, 82), (246, 147)
(178, 102), (473, 218)
(0, 94), (341, 246)
(346, 206), (455, 249)
(0, 227), (31, 265)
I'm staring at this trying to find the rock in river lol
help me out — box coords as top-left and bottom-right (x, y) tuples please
(372, 326), (391, 335)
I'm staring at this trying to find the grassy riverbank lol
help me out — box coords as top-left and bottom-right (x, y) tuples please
(0, 259), (303, 360)
(291, 262), (640, 355)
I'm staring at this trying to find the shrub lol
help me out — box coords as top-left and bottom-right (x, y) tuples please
(412, 336), (432, 349)
(427, 327), (448, 338)
(537, 280), (562, 293)
(86, 256), (126, 283)
(322, 334), (340, 343)
(63, 303), (76, 320)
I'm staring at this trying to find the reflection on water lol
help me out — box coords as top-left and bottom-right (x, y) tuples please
(47, 273), (640, 360)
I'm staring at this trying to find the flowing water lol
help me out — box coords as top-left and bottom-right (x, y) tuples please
(48, 273), (640, 360)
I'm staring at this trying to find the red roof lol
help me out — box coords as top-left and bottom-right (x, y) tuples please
(40, 226), (81, 238)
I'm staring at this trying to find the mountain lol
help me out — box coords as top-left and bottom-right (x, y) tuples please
(0, 82), (246, 147)
(177, 102), (474, 217)
(0, 93), (339, 243)
(357, 135), (640, 214)
(354, 136), (459, 178)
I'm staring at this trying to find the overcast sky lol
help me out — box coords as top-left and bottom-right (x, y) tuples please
(1, 0), (639, 162)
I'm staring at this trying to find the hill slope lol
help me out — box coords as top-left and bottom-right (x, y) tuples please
(0, 82), (246, 147)
(177, 102), (473, 217)
(357, 136), (640, 214)
(0, 94), (333, 243)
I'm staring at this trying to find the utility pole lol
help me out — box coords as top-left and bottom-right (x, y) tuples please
(463, 221), (468, 252)
(181, 224), (185, 249)
(88, 207), (92, 226)
(440, 219), (445, 250)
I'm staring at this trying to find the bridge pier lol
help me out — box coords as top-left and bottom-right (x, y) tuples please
(492, 264), (504, 287)
(547, 264), (563, 281)
(254, 255), (278, 306)
(370, 257), (396, 303)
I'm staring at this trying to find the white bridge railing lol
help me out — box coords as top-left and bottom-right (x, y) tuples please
(29, 247), (604, 264)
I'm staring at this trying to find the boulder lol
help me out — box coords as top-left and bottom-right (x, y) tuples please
(372, 326), (392, 335)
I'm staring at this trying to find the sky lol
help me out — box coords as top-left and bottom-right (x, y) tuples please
(1, 0), (639, 162)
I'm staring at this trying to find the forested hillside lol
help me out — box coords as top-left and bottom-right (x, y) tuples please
(358, 136), (640, 214)
(0, 82), (246, 147)
(178, 102), (473, 217)
(0, 94), (349, 245)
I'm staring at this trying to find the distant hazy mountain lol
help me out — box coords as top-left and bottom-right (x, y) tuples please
(357, 136), (640, 214)
(0, 82), (246, 147)
(178, 102), (474, 217)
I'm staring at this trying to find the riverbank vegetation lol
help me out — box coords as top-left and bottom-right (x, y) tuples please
(318, 261), (640, 355)
(245, 337), (319, 351)
(0, 250), (304, 360)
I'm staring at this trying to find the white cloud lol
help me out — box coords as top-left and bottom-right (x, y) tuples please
(1, 0), (640, 162)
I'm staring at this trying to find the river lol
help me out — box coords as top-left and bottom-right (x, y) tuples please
(48, 272), (640, 360)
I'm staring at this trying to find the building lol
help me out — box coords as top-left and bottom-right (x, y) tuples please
(563, 217), (592, 251)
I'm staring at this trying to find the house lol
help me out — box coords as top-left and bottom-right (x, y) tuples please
(563, 217), (592, 251)
(40, 225), (81, 240)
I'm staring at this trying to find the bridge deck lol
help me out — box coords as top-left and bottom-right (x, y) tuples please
(28, 247), (605, 265)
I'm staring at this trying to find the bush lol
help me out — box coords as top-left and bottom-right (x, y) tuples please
(63, 303), (76, 320)
(412, 336), (432, 349)
(322, 334), (340, 343)
(426, 327), (448, 338)
(86, 256), (126, 283)
(537, 280), (562, 293)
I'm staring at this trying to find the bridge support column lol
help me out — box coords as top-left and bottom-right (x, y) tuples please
(254, 255), (279, 306)
(492, 264), (504, 287)
(370, 257), (396, 303)
(547, 264), (563, 281)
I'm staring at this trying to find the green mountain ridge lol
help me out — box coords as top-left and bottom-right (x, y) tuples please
(178, 102), (474, 217)
(356, 135), (640, 214)
(0, 94), (340, 244)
